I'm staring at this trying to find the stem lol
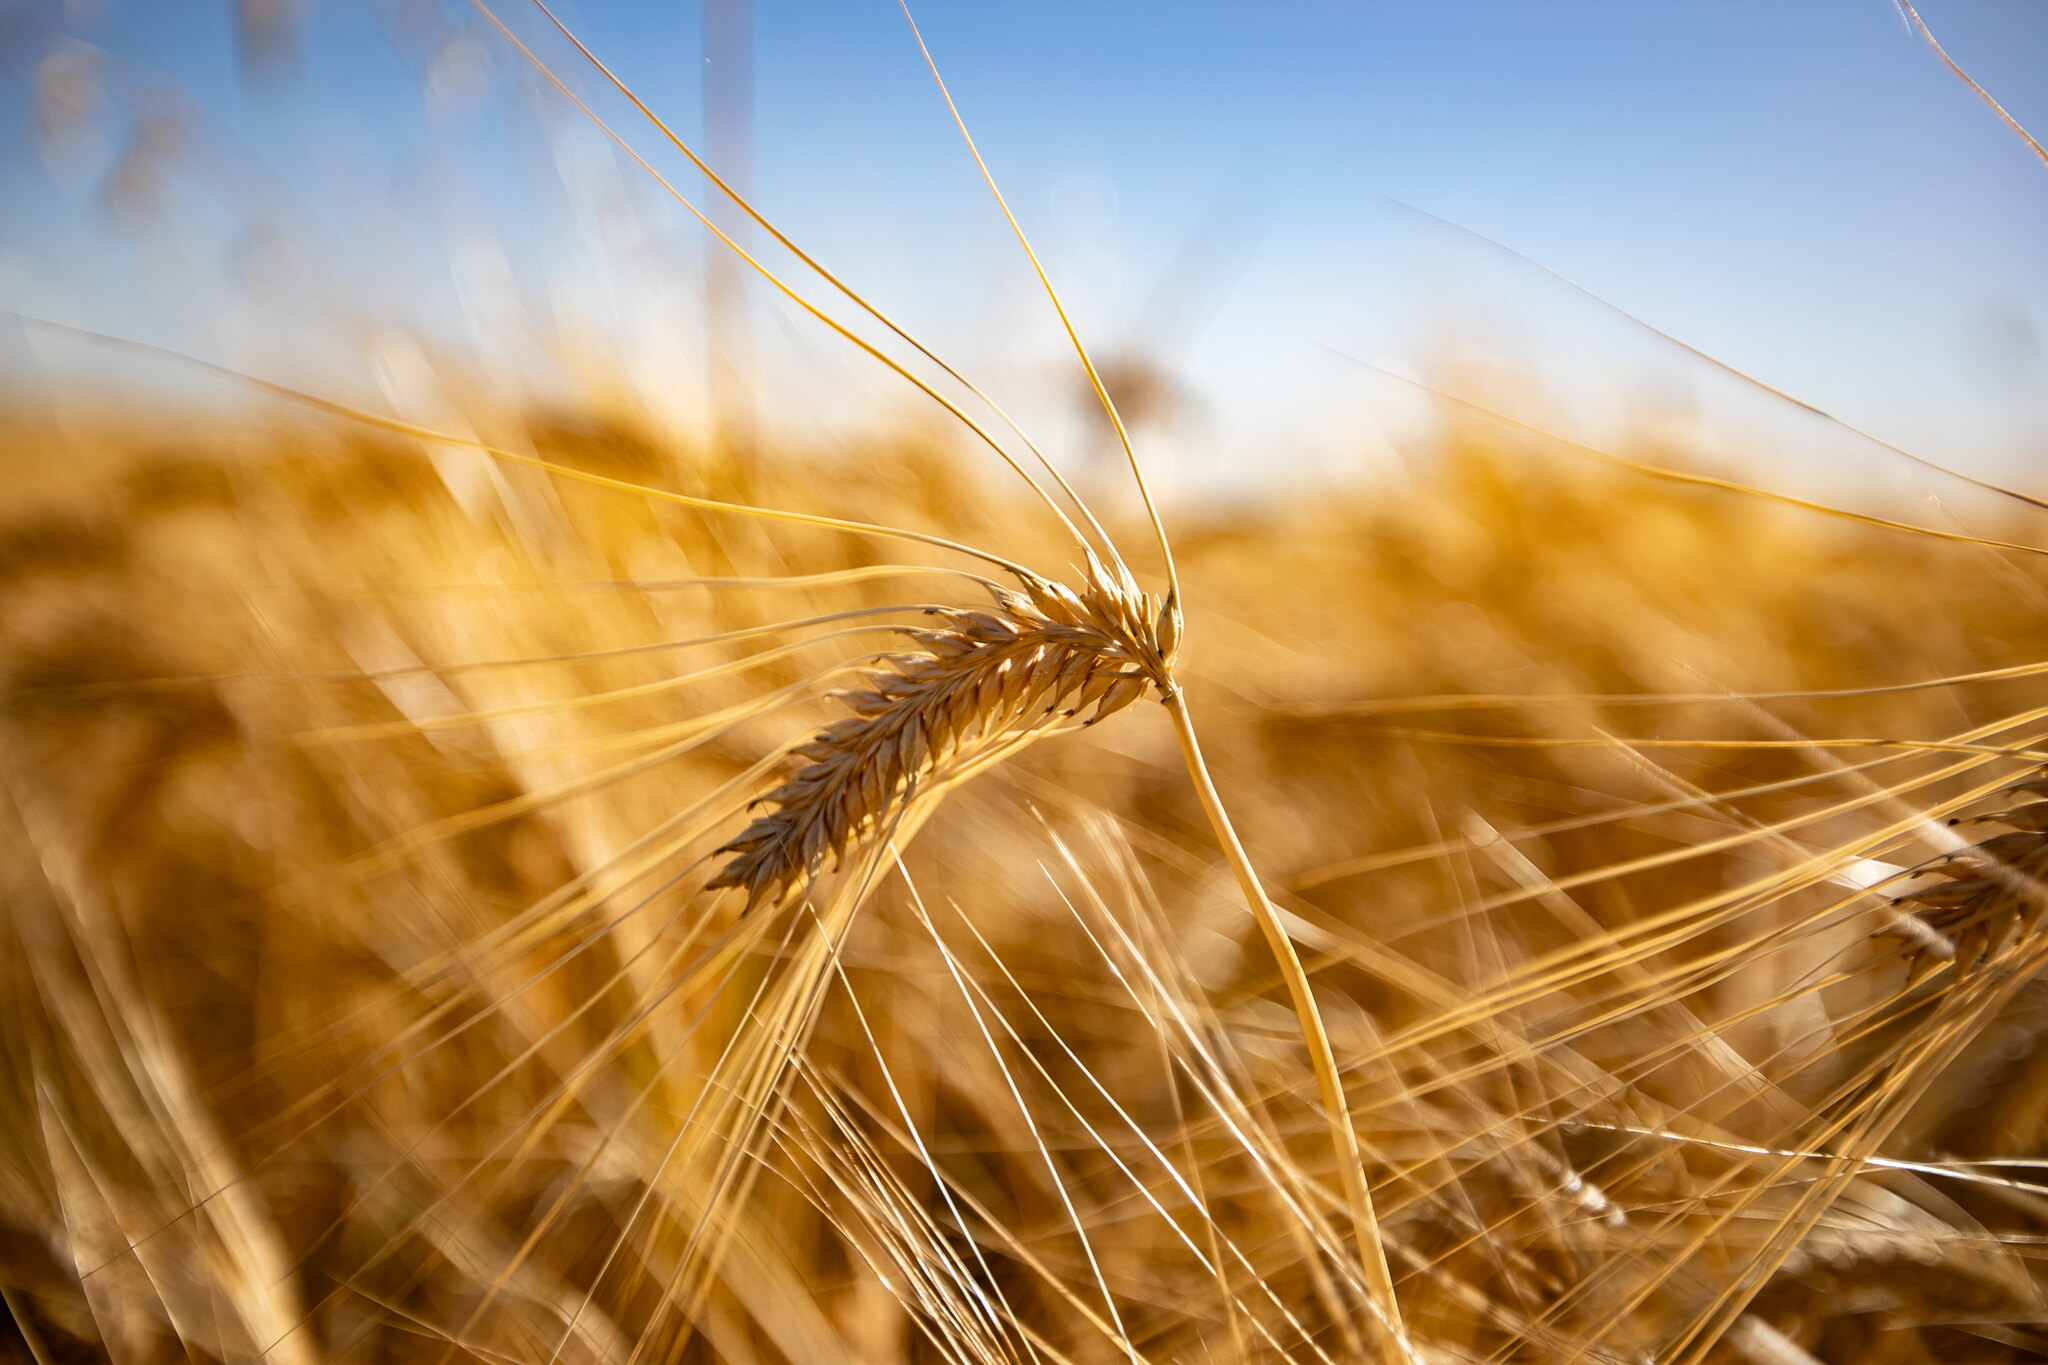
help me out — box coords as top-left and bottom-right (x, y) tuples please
(1162, 685), (1411, 1361)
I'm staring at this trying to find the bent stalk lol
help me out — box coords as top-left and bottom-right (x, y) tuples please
(1162, 683), (1412, 1361)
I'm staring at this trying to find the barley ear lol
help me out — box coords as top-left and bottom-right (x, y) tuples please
(708, 561), (1157, 914)
(1881, 766), (2048, 981)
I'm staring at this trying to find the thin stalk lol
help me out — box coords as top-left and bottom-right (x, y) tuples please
(1160, 685), (1412, 1361)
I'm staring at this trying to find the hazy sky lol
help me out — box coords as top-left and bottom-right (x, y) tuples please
(4, 2), (2045, 493)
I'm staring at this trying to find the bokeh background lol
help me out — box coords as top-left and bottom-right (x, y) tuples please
(7, 5), (2048, 1365)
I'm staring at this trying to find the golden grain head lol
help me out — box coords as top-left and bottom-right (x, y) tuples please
(1886, 769), (2048, 979)
(709, 554), (1173, 911)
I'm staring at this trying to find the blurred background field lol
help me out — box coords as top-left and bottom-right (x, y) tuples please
(5, 4), (2048, 1364)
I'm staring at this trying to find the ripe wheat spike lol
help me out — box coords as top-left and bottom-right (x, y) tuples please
(1883, 768), (2048, 979)
(711, 556), (1175, 911)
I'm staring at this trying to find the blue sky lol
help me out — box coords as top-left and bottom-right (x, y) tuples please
(3, 2), (2044, 496)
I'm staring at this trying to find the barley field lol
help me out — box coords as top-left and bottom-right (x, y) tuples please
(5, 5), (2048, 1365)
